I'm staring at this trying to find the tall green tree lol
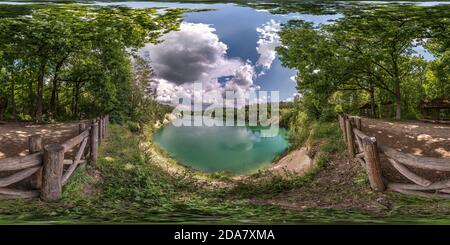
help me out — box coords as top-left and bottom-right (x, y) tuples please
(0, 5), (183, 122)
(277, 5), (449, 120)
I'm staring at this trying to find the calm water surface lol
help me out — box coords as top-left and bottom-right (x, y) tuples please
(153, 118), (289, 174)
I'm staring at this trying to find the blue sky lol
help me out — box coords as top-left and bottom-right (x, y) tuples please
(85, 1), (435, 103)
(124, 2), (341, 103)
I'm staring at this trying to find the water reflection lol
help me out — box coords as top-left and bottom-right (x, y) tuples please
(153, 117), (289, 174)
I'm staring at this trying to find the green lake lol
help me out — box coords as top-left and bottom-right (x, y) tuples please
(153, 117), (288, 174)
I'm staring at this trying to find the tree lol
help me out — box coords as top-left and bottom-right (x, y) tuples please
(0, 5), (184, 122)
(277, 5), (449, 120)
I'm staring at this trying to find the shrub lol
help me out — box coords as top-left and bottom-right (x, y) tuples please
(126, 121), (141, 133)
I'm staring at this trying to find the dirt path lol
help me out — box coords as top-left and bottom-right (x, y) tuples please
(361, 118), (450, 158)
(0, 121), (85, 159)
(361, 118), (450, 183)
(253, 152), (390, 214)
(253, 118), (450, 214)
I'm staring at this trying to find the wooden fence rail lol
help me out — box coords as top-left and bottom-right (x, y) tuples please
(0, 115), (109, 201)
(338, 114), (450, 199)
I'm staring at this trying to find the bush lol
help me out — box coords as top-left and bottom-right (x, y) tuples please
(287, 109), (312, 148)
(126, 121), (141, 133)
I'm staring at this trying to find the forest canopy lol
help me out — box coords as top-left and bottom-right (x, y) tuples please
(0, 5), (184, 123)
(277, 5), (449, 122)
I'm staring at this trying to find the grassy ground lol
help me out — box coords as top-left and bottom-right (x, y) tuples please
(0, 123), (449, 224)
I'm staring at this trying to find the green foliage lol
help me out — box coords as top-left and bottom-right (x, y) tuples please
(286, 105), (311, 148)
(0, 124), (341, 224)
(62, 167), (96, 201)
(0, 5), (184, 123)
(277, 5), (450, 121)
(126, 121), (141, 133)
(228, 122), (345, 198)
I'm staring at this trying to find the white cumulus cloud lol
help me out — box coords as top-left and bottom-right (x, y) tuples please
(255, 19), (281, 71)
(140, 22), (258, 106)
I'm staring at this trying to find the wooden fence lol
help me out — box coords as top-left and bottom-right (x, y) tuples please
(0, 116), (109, 201)
(338, 114), (450, 199)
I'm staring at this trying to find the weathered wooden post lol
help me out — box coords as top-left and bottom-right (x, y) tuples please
(90, 120), (99, 162)
(345, 117), (355, 157)
(338, 114), (347, 143)
(354, 116), (362, 130)
(363, 136), (385, 191)
(28, 135), (43, 189)
(41, 144), (64, 202)
(79, 123), (86, 133)
(79, 123), (87, 158)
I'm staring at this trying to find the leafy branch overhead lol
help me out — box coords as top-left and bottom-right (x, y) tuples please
(277, 5), (449, 120)
(0, 5), (184, 123)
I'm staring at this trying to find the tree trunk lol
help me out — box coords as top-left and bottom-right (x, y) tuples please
(56, 86), (60, 116)
(10, 79), (16, 121)
(369, 80), (376, 118)
(394, 79), (401, 120)
(35, 63), (46, 123)
(28, 80), (35, 117)
(73, 82), (80, 119)
(49, 79), (58, 118)
(391, 47), (401, 120)
(0, 96), (6, 121)
(49, 58), (65, 119)
(71, 84), (75, 116)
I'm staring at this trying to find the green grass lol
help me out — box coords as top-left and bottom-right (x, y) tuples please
(224, 122), (346, 198)
(1, 123), (450, 224)
(0, 125), (330, 223)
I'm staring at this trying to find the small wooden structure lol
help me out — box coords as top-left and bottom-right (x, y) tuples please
(0, 116), (108, 201)
(338, 114), (450, 199)
(420, 98), (450, 123)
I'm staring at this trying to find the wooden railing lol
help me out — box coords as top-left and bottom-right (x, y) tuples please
(338, 114), (450, 199)
(0, 116), (109, 201)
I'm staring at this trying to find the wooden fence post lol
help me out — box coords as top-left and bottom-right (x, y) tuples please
(345, 117), (355, 157)
(79, 123), (86, 133)
(354, 116), (362, 130)
(41, 144), (64, 202)
(363, 137), (385, 191)
(338, 114), (347, 143)
(79, 123), (87, 158)
(28, 135), (43, 189)
(90, 120), (98, 162)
